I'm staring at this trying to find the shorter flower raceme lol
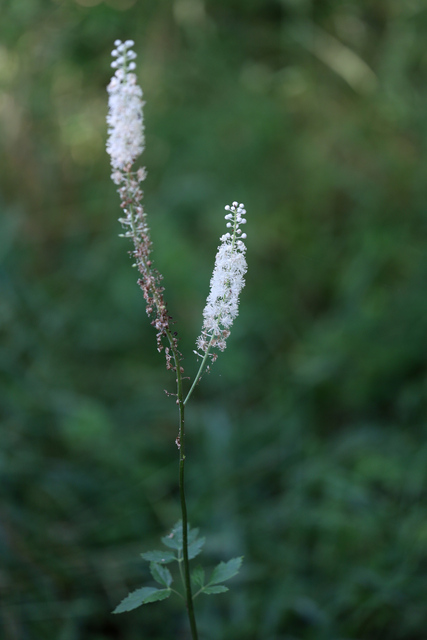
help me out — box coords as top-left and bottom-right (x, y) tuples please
(196, 202), (247, 355)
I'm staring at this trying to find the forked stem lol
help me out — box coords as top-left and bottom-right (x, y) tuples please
(184, 338), (214, 406)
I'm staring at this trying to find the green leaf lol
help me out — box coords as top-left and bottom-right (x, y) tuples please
(141, 550), (176, 564)
(203, 585), (229, 595)
(188, 536), (205, 560)
(139, 588), (171, 604)
(150, 562), (173, 587)
(161, 521), (184, 550)
(161, 535), (181, 550)
(208, 557), (243, 585)
(112, 587), (171, 614)
(191, 565), (205, 588)
(188, 526), (200, 545)
(161, 521), (201, 552)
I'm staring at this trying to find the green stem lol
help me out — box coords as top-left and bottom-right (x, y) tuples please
(177, 552), (185, 591)
(174, 350), (199, 640)
(184, 337), (214, 406)
(126, 195), (198, 638)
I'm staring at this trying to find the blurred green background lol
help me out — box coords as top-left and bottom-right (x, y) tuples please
(2, 0), (427, 638)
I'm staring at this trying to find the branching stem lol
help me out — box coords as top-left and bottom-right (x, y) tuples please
(184, 336), (214, 406)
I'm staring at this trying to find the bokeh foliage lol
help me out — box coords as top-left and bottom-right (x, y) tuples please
(2, 0), (427, 638)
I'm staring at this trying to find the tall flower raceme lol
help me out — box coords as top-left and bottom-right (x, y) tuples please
(107, 40), (144, 171)
(106, 41), (246, 640)
(107, 40), (176, 360)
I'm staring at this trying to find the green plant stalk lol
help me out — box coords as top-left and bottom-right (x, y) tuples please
(173, 348), (199, 640)
(128, 199), (198, 637)
(177, 549), (185, 591)
(184, 337), (214, 406)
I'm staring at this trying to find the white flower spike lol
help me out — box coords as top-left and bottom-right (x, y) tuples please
(106, 40), (145, 171)
(197, 202), (247, 354)
(106, 40), (174, 359)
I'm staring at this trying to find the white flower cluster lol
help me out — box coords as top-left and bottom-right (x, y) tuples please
(196, 202), (247, 354)
(106, 40), (145, 171)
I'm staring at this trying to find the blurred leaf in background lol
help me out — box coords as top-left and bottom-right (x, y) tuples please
(2, 0), (427, 638)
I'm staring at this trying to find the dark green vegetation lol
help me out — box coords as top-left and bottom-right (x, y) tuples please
(2, 1), (427, 638)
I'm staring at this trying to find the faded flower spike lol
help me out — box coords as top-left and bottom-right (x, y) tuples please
(196, 202), (247, 355)
(107, 40), (145, 172)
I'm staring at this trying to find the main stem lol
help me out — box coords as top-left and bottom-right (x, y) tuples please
(127, 197), (198, 638)
(173, 345), (199, 640)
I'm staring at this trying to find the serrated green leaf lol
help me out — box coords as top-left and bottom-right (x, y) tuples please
(191, 565), (205, 588)
(188, 536), (205, 560)
(188, 526), (200, 545)
(161, 535), (181, 550)
(208, 557), (243, 585)
(141, 550), (176, 564)
(112, 587), (171, 614)
(161, 521), (183, 550)
(203, 585), (229, 595)
(161, 521), (201, 552)
(141, 588), (171, 604)
(150, 562), (173, 587)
